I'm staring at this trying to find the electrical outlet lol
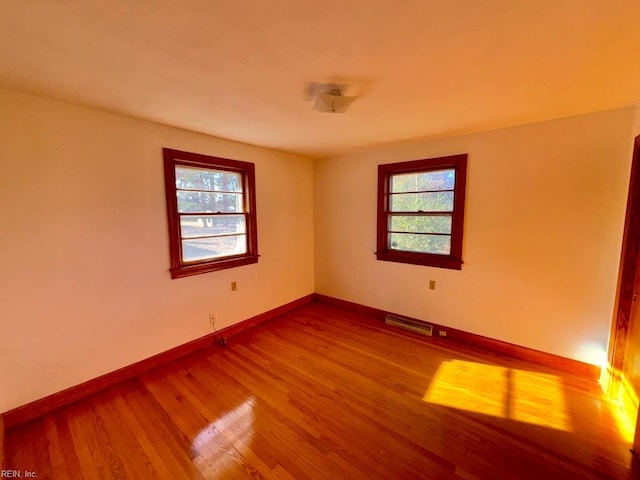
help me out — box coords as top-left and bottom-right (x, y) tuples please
(231, 281), (237, 291)
(209, 313), (215, 329)
(429, 280), (436, 290)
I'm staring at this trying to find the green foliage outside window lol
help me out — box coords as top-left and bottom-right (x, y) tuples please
(389, 169), (455, 255)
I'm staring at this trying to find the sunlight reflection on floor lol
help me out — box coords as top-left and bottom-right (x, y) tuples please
(191, 396), (256, 467)
(610, 398), (635, 444)
(423, 360), (571, 431)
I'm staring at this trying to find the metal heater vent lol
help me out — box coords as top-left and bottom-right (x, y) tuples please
(384, 314), (433, 336)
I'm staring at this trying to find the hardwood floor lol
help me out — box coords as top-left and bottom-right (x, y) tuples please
(5, 302), (640, 479)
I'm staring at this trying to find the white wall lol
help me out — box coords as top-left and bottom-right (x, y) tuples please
(1, 89), (635, 413)
(314, 107), (636, 365)
(0, 89), (314, 412)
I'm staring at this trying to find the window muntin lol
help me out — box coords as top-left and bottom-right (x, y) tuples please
(377, 155), (467, 270)
(163, 149), (258, 278)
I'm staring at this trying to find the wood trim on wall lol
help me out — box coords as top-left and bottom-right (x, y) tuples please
(3, 294), (315, 429)
(315, 293), (601, 380)
(376, 154), (467, 270)
(162, 148), (260, 278)
(0, 414), (5, 470)
(606, 135), (640, 398)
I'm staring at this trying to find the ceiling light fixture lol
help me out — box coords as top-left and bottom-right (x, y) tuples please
(307, 82), (357, 113)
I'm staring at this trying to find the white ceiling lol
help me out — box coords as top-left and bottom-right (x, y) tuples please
(1, 0), (639, 158)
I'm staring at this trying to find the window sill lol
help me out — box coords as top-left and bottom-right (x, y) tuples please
(375, 251), (462, 270)
(170, 255), (259, 279)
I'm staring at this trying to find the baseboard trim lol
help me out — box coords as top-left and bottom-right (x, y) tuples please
(3, 294), (314, 429)
(314, 293), (601, 380)
(4, 292), (600, 429)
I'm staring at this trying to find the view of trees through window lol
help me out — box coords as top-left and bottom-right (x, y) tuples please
(377, 154), (466, 270)
(388, 169), (455, 255)
(175, 166), (247, 262)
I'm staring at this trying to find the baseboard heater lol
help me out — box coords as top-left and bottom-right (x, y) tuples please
(384, 313), (433, 336)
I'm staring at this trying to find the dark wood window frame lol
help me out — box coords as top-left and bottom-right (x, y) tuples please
(376, 154), (467, 270)
(163, 148), (259, 279)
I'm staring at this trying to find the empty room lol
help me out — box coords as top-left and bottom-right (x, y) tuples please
(2, 1), (640, 479)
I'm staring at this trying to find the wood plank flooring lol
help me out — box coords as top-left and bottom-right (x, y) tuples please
(5, 302), (640, 479)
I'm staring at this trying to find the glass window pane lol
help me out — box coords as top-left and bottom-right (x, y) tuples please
(390, 215), (452, 234)
(177, 191), (243, 213)
(182, 235), (247, 262)
(390, 192), (453, 212)
(175, 166), (242, 192)
(389, 233), (451, 255)
(180, 215), (246, 238)
(391, 169), (455, 193)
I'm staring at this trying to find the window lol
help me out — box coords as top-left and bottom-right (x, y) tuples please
(163, 148), (258, 278)
(376, 154), (467, 270)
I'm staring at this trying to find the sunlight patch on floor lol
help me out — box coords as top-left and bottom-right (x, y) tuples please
(611, 398), (636, 444)
(423, 360), (571, 431)
(614, 372), (638, 444)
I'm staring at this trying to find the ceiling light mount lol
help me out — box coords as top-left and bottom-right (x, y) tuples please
(306, 82), (357, 113)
